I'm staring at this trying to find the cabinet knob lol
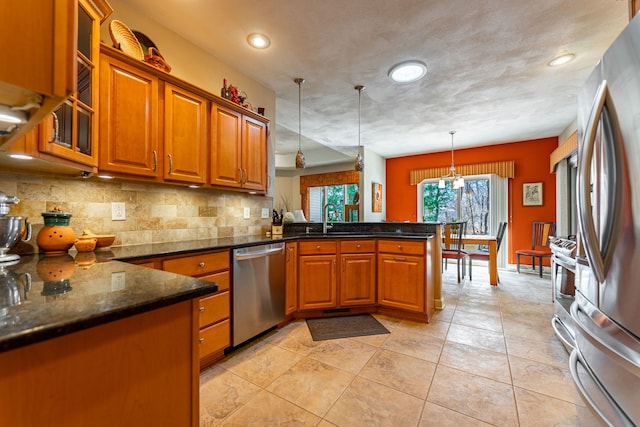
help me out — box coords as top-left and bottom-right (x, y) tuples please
(199, 306), (205, 312)
(397, 245), (402, 250)
(316, 245), (321, 250)
(199, 262), (205, 268)
(199, 338), (205, 344)
(356, 244), (361, 249)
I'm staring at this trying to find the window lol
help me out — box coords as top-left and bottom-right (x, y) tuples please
(308, 184), (359, 222)
(418, 174), (508, 266)
(421, 178), (490, 235)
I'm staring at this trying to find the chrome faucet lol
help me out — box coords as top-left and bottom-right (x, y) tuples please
(323, 203), (336, 234)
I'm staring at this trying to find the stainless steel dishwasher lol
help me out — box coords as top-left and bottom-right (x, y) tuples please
(232, 242), (285, 347)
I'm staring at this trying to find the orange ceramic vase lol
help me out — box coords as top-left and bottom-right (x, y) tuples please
(37, 211), (75, 255)
(37, 225), (76, 254)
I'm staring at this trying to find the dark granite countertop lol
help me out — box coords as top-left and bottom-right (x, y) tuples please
(0, 223), (440, 353)
(0, 255), (217, 353)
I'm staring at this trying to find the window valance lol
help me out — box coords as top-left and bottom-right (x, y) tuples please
(550, 131), (577, 172)
(409, 160), (515, 185)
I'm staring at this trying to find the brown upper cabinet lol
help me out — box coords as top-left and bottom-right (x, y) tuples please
(211, 104), (268, 192)
(4, 0), (113, 171)
(39, 0), (113, 168)
(163, 83), (207, 184)
(0, 0), (77, 148)
(99, 50), (160, 178)
(99, 45), (268, 192)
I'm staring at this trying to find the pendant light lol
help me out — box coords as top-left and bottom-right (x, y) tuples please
(354, 84), (365, 171)
(294, 77), (306, 169)
(438, 130), (464, 189)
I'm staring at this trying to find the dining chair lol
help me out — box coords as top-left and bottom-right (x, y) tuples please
(516, 221), (556, 277)
(468, 221), (507, 281)
(442, 221), (468, 283)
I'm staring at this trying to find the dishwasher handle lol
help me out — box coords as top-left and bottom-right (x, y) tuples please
(235, 246), (284, 261)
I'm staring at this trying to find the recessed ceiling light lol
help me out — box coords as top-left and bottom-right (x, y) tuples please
(247, 33), (271, 49)
(388, 60), (428, 83)
(548, 53), (575, 67)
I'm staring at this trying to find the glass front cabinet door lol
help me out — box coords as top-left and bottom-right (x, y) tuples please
(40, 0), (113, 170)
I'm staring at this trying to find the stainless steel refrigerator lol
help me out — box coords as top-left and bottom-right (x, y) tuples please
(572, 13), (640, 427)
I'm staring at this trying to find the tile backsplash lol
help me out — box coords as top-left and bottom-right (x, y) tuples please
(0, 172), (272, 253)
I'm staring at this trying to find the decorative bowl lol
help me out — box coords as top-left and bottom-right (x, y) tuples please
(95, 235), (116, 248)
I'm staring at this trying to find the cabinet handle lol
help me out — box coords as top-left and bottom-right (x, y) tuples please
(199, 262), (205, 268)
(168, 154), (173, 174)
(49, 112), (59, 143)
(199, 338), (205, 344)
(394, 257), (407, 262)
(342, 258), (346, 272)
(153, 150), (158, 171)
(286, 247), (291, 261)
(237, 168), (243, 183)
(199, 306), (205, 312)
(333, 259), (336, 272)
(243, 168), (247, 183)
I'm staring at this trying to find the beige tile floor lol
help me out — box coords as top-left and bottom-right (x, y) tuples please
(200, 265), (599, 426)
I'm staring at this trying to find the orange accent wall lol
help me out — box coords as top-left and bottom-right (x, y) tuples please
(386, 137), (558, 265)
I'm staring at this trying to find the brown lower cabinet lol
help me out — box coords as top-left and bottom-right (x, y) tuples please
(0, 300), (200, 427)
(377, 239), (426, 313)
(127, 250), (231, 369)
(295, 238), (430, 318)
(297, 240), (338, 310)
(339, 240), (376, 306)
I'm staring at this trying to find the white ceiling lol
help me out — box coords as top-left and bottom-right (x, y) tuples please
(123, 0), (628, 169)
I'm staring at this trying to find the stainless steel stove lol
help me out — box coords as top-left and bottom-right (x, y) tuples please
(550, 236), (577, 353)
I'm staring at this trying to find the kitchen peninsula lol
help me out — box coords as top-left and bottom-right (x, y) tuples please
(0, 254), (217, 427)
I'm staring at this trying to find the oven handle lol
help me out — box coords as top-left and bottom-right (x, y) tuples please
(551, 316), (575, 351)
(235, 246), (284, 261)
(569, 348), (634, 427)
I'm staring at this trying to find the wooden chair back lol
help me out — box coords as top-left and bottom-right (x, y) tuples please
(531, 221), (555, 250)
(443, 221), (466, 252)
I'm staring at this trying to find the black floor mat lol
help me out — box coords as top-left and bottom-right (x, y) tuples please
(306, 314), (390, 341)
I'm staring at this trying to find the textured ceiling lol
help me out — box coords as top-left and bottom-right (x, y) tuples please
(123, 0), (628, 169)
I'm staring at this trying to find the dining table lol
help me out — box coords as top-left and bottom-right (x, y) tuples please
(442, 224), (499, 286)
(461, 235), (498, 286)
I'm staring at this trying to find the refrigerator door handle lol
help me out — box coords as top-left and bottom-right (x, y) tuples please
(577, 79), (623, 284)
(571, 301), (640, 377)
(569, 348), (634, 427)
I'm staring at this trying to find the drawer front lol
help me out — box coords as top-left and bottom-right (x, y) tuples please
(162, 250), (229, 276)
(377, 239), (425, 256)
(298, 240), (338, 255)
(199, 319), (230, 359)
(200, 271), (230, 292)
(199, 291), (230, 328)
(340, 240), (375, 253)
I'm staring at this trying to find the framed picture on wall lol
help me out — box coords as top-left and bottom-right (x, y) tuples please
(372, 182), (383, 212)
(523, 182), (543, 206)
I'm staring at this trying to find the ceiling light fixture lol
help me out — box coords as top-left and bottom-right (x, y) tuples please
(247, 33), (271, 49)
(548, 53), (575, 67)
(294, 77), (306, 169)
(439, 131), (464, 190)
(354, 84), (365, 171)
(388, 60), (427, 83)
